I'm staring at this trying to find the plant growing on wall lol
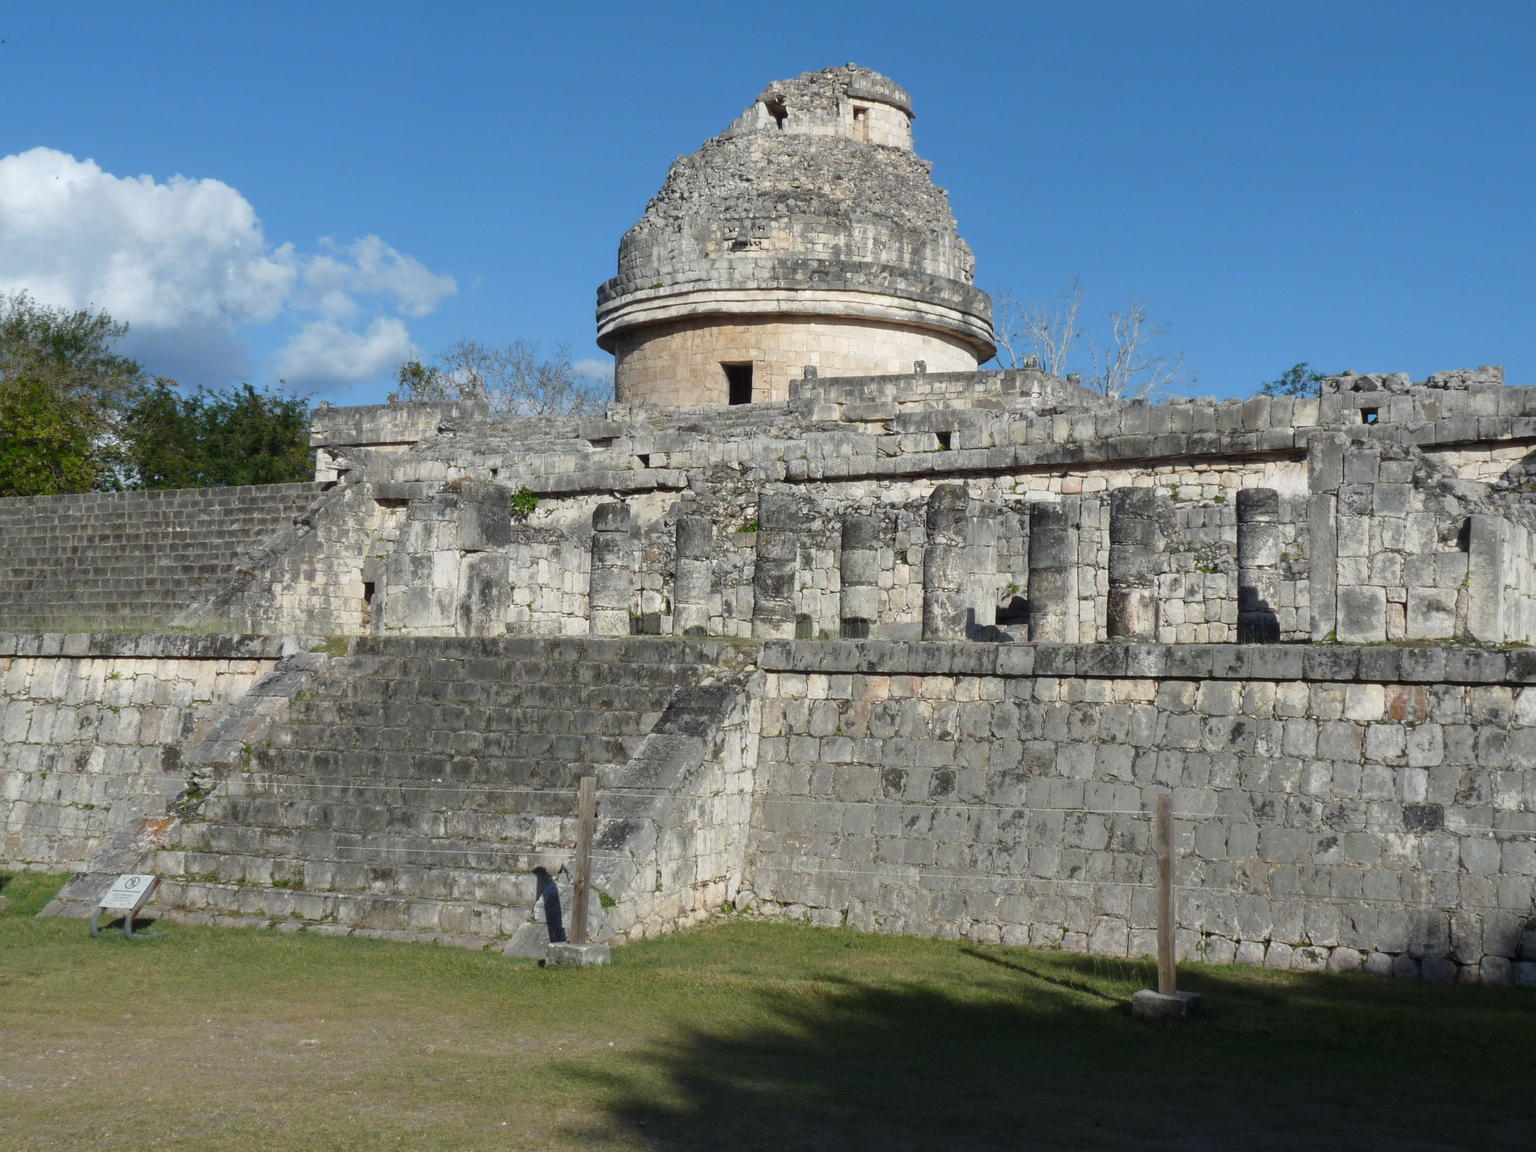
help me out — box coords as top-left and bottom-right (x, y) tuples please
(510, 486), (539, 519)
(1260, 362), (1328, 398)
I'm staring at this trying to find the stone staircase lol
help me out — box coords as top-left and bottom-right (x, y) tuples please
(150, 636), (730, 946)
(0, 484), (324, 631)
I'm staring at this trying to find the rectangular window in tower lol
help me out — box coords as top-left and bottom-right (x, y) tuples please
(852, 105), (869, 141)
(723, 362), (754, 405)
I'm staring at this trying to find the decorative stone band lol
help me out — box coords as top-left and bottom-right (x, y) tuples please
(0, 632), (303, 660)
(309, 399), (490, 449)
(596, 262), (995, 360)
(757, 638), (1536, 686)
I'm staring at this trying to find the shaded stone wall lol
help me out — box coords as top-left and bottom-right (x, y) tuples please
(0, 634), (293, 872)
(747, 641), (1536, 984)
(6, 631), (1534, 986)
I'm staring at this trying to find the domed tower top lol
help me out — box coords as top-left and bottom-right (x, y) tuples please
(726, 64), (916, 149)
(596, 65), (995, 408)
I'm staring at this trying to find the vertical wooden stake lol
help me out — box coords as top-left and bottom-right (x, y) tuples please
(1155, 792), (1176, 996)
(571, 776), (597, 945)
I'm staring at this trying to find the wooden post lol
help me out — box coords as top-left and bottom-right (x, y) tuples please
(1155, 792), (1176, 996)
(570, 776), (597, 945)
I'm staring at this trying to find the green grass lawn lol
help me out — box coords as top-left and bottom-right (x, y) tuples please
(0, 873), (1530, 1151)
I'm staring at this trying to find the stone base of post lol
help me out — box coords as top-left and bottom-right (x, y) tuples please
(1131, 989), (1202, 1020)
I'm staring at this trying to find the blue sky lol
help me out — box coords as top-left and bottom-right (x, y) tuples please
(1, 1), (1530, 405)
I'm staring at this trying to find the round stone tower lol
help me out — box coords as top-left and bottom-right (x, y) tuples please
(596, 64), (996, 407)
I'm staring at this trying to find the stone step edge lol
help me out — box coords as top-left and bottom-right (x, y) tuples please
(156, 879), (539, 930)
(138, 907), (503, 952)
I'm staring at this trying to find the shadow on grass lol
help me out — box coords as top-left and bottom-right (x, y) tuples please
(960, 945), (1127, 1005)
(567, 945), (1535, 1152)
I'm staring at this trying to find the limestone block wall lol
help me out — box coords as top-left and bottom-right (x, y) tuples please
(1305, 436), (1536, 645)
(747, 641), (1536, 983)
(594, 671), (761, 943)
(1321, 366), (1506, 428)
(366, 471), (1313, 650)
(504, 528), (591, 635)
(0, 634), (290, 872)
(185, 482), (397, 637)
(612, 315), (980, 407)
(790, 366), (1104, 416)
(180, 365), (1528, 646)
(371, 482), (515, 637)
(311, 399), (489, 482)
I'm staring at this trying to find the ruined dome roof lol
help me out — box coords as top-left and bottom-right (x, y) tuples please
(596, 65), (993, 360)
(633, 131), (958, 243)
(753, 64), (914, 119)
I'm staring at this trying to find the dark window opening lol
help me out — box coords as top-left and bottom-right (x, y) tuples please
(1361, 407), (1379, 424)
(852, 105), (869, 140)
(764, 97), (788, 128)
(588, 437), (615, 450)
(724, 362), (754, 406)
(362, 581), (376, 628)
(935, 430), (953, 450)
(636, 454), (651, 469)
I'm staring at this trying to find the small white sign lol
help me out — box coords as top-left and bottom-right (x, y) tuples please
(100, 874), (158, 912)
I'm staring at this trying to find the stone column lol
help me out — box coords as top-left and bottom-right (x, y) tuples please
(1466, 514), (1508, 644)
(1335, 440), (1385, 644)
(1107, 488), (1161, 640)
(589, 502), (633, 636)
(1026, 502), (1071, 642)
(839, 514), (880, 639)
(1307, 432), (1345, 641)
(672, 515), (713, 637)
(1236, 487), (1282, 643)
(752, 490), (799, 640)
(922, 484), (971, 640)
(459, 553), (511, 637)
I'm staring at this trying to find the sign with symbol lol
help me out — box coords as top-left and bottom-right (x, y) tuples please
(99, 874), (159, 913)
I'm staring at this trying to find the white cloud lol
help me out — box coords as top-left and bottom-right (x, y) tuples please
(572, 357), (614, 382)
(300, 235), (456, 324)
(0, 147), (456, 390)
(274, 317), (415, 387)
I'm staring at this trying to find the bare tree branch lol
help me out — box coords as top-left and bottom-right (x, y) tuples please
(397, 340), (608, 418)
(991, 279), (1190, 400)
(993, 278), (1082, 376)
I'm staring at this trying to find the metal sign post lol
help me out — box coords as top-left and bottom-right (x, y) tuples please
(90, 874), (161, 940)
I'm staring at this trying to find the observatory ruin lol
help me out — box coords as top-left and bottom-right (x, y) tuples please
(3, 67), (1534, 985)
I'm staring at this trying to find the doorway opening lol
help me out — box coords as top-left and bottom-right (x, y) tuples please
(723, 362), (754, 405)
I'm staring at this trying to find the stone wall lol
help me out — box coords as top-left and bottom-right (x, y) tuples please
(746, 641), (1536, 983)
(0, 634), (295, 872)
(8, 629), (1535, 984)
(612, 315), (980, 407)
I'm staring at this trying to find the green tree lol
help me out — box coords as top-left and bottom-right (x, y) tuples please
(121, 381), (312, 489)
(0, 291), (144, 496)
(1260, 362), (1327, 398)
